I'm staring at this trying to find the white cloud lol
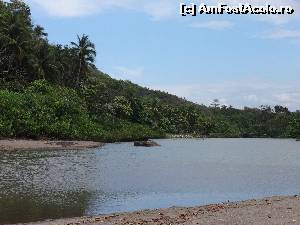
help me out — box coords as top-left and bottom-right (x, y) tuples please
(274, 93), (300, 106)
(153, 77), (300, 111)
(142, 0), (177, 21)
(28, 0), (101, 17)
(245, 94), (259, 102)
(26, 0), (178, 19)
(262, 29), (300, 39)
(190, 20), (233, 30)
(207, 0), (300, 25)
(26, 0), (300, 29)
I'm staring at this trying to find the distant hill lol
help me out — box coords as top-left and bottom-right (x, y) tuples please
(91, 70), (206, 108)
(0, 0), (299, 141)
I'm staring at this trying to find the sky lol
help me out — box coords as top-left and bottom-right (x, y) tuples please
(24, 0), (300, 111)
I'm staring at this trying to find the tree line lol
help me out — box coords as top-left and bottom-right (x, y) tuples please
(0, 0), (299, 141)
(0, 0), (96, 88)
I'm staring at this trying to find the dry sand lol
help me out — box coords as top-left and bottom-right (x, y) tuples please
(0, 139), (103, 151)
(24, 195), (300, 225)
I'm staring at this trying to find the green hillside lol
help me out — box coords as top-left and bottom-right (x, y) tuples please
(0, 0), (299, 141)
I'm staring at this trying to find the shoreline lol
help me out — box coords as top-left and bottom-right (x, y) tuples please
(22, 195), (300, 225)
(0, 137), (298, 152)
(166, 134), (299, 139)
(0, 139), (103, 151)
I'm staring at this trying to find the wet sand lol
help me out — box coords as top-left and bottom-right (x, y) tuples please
(24, 195), (299, 225)
(0, 139), (103, 151)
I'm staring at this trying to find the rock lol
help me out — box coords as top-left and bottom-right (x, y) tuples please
(134, 140), (160, 147)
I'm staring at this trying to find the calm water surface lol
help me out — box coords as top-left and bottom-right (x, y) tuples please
(0, 139), (300, 224)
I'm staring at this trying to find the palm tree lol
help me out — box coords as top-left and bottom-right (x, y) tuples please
(33, 25), (47, 39)
(0, 11), (31, 79)
(71, 34), (96, 86)
(31, 41), (59, 80)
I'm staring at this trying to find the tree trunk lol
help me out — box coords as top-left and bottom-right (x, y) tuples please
(77, 57), (82, 87)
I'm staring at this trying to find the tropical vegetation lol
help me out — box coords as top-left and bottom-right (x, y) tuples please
(0, 0), (299, 141)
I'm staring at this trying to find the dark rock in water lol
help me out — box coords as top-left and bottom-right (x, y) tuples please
(296, 139), (300, 141)
(134, 140), (160, 147)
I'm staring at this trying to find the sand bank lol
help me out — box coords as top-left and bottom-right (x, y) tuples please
(0, 139), (103, 151)
(24, 195), (300, 225)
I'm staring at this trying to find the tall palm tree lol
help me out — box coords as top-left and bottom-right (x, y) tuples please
(71, 34), (96, 86)
(0, 11), (31, 78)
(31, 41), (59, 80)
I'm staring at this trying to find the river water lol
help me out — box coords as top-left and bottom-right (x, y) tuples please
(0, 139), (299, 224)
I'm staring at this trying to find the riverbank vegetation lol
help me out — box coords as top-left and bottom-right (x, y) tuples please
(0, 0), (299, 141)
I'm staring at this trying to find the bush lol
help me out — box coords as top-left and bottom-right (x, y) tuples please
(0, 80), (163, 141)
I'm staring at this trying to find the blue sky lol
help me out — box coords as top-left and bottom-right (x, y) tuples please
(24, 0), (300, 110)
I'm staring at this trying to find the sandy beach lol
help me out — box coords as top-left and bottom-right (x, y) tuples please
(22, 195), (300, 225)
(0, 139), (103, 151)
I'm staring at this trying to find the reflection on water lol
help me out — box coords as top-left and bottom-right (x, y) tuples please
(0, 192), (92, 224)
(0, 139), (300, 224)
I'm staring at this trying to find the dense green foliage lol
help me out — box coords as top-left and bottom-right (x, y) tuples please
(0, 0), (299, 141)
(0, 80), (163, 141)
